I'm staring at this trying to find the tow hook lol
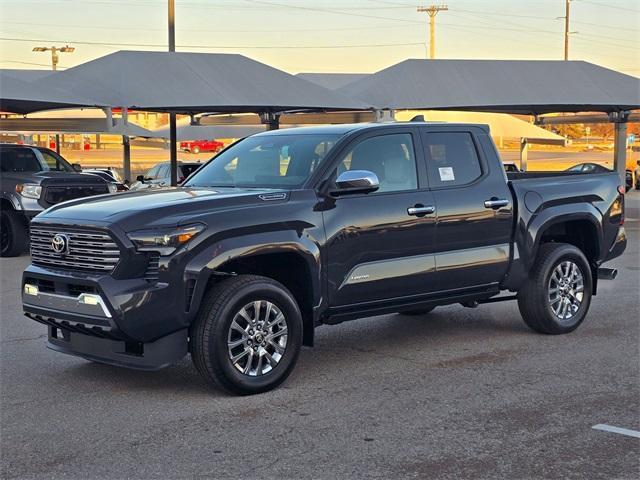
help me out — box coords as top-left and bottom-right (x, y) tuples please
(597, 268), (618, 280)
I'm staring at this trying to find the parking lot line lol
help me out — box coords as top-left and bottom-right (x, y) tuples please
(592, 424), (640, 439)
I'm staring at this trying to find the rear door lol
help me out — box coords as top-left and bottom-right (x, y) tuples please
(420, 127), (513, 291)
(322, 128), (438, 306)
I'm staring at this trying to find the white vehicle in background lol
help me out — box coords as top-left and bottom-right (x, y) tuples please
(129, 161), (203, 190)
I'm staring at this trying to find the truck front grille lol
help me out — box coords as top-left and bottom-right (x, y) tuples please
(30, 226), (121, 274)
(42, 185), (109, 206)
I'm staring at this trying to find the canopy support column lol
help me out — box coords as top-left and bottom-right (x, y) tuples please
(260, 112), (280, 130)
(121, 107), (131, 183)
(611, 111), (629, 185)
(169, 113), (178, 186)
(122, 136), (131, 184)
(520, 138), (528, 171)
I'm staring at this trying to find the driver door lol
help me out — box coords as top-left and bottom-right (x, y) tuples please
(322, 129), (438, 307)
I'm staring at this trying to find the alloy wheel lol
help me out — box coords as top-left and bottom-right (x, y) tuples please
(548, 260), (584, 323)
(227, 300), (288, 377)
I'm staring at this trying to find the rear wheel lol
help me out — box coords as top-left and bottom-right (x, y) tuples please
(517, 243), (592, 334)
(399, 306), (435, 316)
(0, 209), (28, 257)
(190, 275), (303, 395)
(192, 146), (200, 154)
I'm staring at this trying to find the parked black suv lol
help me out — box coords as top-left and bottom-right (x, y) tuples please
(1, 144), (111, 256)
(21, 123), (626, 394)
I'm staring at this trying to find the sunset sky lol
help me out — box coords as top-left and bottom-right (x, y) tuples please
(0, 0), (638, 76)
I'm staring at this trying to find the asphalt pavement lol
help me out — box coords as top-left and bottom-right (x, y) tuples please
(1, 193), (639, 480)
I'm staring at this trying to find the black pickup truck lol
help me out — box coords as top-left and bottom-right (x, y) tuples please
(21, 122), (626, 394)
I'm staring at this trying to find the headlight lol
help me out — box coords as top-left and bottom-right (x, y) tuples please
(127, 224), (205, 255)
(15, 183), (42, 199)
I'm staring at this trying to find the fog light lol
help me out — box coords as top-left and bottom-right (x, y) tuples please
(79, 294), (100, 305)
(24, 284), (39, 296)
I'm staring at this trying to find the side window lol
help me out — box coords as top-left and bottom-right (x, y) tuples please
(159, 165), (171, 179)
(0, 148), (42, 173)
(334, 133), (418, 193)
(424, 132), (482, 188)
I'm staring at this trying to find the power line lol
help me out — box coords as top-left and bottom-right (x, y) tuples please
(580, 1), (640, 13)
(0, 36), (423, 50)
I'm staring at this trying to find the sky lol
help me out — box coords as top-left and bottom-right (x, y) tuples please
(0, 0), (638, 76)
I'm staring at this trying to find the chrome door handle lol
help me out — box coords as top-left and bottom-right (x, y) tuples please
(407, 205), (436, 216)
(484, 198), (509, 208)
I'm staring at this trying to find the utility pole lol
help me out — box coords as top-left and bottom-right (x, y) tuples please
(168, 0), (178, 187)
(417, 5), (448, 59)
(33, 45), (74, 152)
(32, 45), (74, 71)
(564, 0), (570, 60)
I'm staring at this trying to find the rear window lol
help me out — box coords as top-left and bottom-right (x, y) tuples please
(0, 148), (42, 173)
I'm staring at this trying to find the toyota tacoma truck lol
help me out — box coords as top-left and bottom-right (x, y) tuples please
(1, 144), (112, 257)
(21, 122), (627, 395)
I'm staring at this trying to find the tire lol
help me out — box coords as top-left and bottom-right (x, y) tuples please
(0, 209), (28, 257)
(190, 274), (303, 395)
(517, 243), (592, 335)
(399, 306), (436, 316)
(192, 146), (200, 154)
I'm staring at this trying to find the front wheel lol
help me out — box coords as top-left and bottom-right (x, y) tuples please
(0, 209), (28, 257)
(192, 146), (200, 154)
(190, 275), (303, 395)
(517, 243), (592, 334)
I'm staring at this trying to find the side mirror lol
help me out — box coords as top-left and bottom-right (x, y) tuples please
(332, 170), (379, 196)
(136, 175), (145, 182)
(72, 163), (82, 172)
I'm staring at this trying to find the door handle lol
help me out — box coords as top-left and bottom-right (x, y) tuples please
(407, 205), (436, 216)
(484, 198), (509, 209)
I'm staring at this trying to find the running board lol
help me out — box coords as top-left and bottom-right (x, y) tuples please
(477, 295), (518, 304)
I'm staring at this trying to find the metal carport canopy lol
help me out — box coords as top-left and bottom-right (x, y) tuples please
(34, 51), (370, 113)
(336, 59), (640, 114)
(0, 71), (104, 114)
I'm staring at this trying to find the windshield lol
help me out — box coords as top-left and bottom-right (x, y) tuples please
(184, 134), (340, 189)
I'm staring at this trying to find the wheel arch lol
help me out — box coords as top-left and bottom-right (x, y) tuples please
(185, 233), (322, 347)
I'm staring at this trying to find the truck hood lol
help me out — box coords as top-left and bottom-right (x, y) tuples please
(36, 187), (289, 230)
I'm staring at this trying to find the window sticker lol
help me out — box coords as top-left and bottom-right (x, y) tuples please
(438, 167), (455, 181)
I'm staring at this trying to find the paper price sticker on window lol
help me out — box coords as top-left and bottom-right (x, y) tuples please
(438, 167), (455, 182)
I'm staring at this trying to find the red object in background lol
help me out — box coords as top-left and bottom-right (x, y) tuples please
(179, 139), (224, 153)
(83, 141), (90, 150)
(49, 140), (56, 149)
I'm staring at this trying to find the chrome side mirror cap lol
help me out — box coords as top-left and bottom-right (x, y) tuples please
(333, 170), (380, 195)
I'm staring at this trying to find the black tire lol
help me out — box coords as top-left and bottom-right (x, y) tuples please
(0, 209), (28, 257)
(517, 243), (592, 335)
(190, 274), (303, 395)
(192, 146), (200, 154)
(399, 306), (436, 316)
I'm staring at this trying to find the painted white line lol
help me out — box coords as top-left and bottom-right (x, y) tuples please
(592, 424), (640, 439)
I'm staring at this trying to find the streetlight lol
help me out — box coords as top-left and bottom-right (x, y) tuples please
(32, 45), (75, 71)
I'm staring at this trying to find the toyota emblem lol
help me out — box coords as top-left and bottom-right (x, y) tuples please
(51, 234), (69, 255)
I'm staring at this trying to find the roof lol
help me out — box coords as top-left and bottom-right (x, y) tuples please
(296, 73), (368, 91)
(34, 51), (369, 113)
(2, 69), (54, 82)
(337, 59), (640, 114)
(0, 116), (155, 137)
(0, 70), (104, 114)
(251, 121), (492, 137)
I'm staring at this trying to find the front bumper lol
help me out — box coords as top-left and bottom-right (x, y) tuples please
(22, 262), (193, 370)
(46, 324), (187, 371)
